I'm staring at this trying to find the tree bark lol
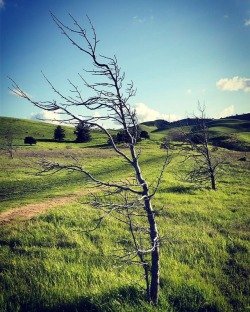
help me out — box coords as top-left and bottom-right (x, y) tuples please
(211, 173), (216, 190)
(145, 198), (160, 305)
(130, 148), (160, 304)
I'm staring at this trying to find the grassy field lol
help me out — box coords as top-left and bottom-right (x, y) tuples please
(0, 117), (250, 311)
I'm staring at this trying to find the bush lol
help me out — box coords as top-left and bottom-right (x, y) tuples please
(54, 125), (65, 141)
(74, 122), (91, 143)
(24, 137), (37, 145)
(140, 130), (150, 139)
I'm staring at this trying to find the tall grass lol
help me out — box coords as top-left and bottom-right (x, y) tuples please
(0, 136), (249, 311)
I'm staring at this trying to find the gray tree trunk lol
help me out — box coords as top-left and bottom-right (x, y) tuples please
(146, 198), (160, 305)
(132, 149), (160, 304)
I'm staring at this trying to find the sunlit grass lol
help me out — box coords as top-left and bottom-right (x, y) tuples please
(0, 119), (250, 311)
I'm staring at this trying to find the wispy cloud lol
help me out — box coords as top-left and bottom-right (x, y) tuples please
(30, 110), (62, 124)
(216, 76), (250, 92)
(9, 88), (33, 98)
(244, 19), (250, 26)
(134, 103), (181, 122)
(0, 0), (4, 10)
(132, 15), (154, 24)
(133, 15), (145, 23)
(217, 105), (235, 118)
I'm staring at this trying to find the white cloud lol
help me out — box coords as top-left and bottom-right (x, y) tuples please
(134, 103), (181, 123)
(30, 110), (61, 124)
(217, 105), (235, 118)
(187, 89), (192, 95)
(216, 76), (250, 92)
(0, 0), (4, 9)
(133, 15), (145, 23)
(132, 15), (154, 24)
(244, 19), (250, 26)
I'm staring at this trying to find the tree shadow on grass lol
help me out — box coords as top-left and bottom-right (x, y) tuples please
(40, 298), (99, 312)
(164, 185), (195, 194)
(16, 285), (145, 312)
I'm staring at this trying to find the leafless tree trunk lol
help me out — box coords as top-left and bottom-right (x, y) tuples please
(9, 13), (169, 305)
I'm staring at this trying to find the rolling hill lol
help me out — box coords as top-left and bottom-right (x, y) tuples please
(140, 113), (250, 151)
(1, 114), (250, 151)
(0, 117), (75, 144)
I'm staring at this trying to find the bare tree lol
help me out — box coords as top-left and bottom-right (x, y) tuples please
(9, 13), (169, 305)
(182, 104), (222, 190)
(1, 129), (15, 158)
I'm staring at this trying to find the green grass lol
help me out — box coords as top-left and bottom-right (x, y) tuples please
(0, 145), (134, 211)
(0, 118), (250, 311)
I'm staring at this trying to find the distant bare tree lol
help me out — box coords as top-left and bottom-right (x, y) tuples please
(9, 13), (169, 305)
(183, 104), (222, 190)
(167, 128), (186, 143)
(1, 130), (15, 158)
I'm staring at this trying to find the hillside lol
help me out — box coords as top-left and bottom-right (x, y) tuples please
(0, 116), (108, 146)
(140, 114), (250, 151)
(223, 112), (250, 121)
(0, 117), (76, 143)
(1, 115), (250, 151)
(141, 113), (250, 131)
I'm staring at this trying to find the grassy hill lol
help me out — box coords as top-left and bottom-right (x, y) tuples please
(0, 116), (108, 147)
(141, 115), (250, 151)
(0, 117), (75, 143)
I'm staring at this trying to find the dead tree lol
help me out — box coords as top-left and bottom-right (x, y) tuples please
(9, 13), (169, 305)
(183, 104), (222, 190)
(1, 129), (15, 158)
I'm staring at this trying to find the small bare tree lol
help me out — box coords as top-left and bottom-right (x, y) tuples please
(9, 13), (169, 305)
(182, 104), (222, 190)
(1, 129), (15, 158)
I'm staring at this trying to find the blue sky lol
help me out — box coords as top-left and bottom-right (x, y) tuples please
(1, 0), (250, 124)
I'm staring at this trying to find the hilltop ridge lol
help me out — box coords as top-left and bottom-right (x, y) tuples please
(141, 113), (250, 130)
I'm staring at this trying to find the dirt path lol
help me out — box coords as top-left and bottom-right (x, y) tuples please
(0, 194), (79, 224)
(0, 185), (107, 224)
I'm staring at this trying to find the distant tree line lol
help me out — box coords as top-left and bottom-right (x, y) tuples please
(53, 123), (150, 145)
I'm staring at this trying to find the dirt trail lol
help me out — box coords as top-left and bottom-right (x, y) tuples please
(0, 186), (104, 224)
(0, 195), (78, 224)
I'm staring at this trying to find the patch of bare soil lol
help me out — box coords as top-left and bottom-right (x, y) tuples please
(0, 194), (78, 224)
